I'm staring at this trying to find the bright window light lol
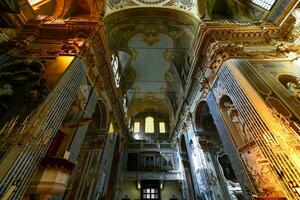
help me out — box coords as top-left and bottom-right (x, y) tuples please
(159, 122), (166, 133)
(145, 117), (154, 133)
(28, 0), (44, 5)
(133, 122), (140, 133)
(108, 123), (114, 134)
(252, 0), (276, 10)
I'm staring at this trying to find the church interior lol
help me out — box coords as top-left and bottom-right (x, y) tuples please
(0, 0), (300, 199)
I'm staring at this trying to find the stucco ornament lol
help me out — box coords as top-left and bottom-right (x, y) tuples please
(212, 80), (228, 104)
(241, 146), (284, 197)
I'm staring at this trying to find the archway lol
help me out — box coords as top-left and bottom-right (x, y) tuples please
(278, 74), (300, 101)
(195, 101), (216, 133)
(193, 100), (242, 199)
(88, 99), (109, 132)
(219, 95), (251, 148)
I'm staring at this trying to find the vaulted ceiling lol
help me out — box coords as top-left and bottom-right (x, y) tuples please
(15, 0), (285, 135)
(105, 8), (198, 123)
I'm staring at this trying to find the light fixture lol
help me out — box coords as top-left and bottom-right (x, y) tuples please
(137, 181), (141, 189)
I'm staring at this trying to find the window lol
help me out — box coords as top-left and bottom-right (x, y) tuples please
(28, 0), (44, 5)
(251, 0), (276, 10)
(133, 122), (140, 133)
(108, 123), (114, 134)
(159, 122), (166, 133)
(142, 188), (159, 199)
(145, 117), (154, 133)
(111, 54), (120, 87)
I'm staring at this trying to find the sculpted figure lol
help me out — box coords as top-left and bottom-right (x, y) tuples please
(224, 102), (251, 144)
(287, 81), (300, 100)
(0, 84), (13, 97)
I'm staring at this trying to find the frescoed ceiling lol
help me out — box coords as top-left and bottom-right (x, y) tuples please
(125, 32), (183, 118)
(127, 33), (173, 100)
(106, 0), (276, 23)
(105, 8), (198, 122)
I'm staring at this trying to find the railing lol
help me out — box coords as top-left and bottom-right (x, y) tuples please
(124, 171), (182, 180)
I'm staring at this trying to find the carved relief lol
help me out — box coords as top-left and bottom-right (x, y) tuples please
(269, 107), (300, 153)
(212, 80), (228, 103)
(0, 60), (48, 119)
(62, 85), (92, 130)
(200, 80), (210, 98)
(223, 101), (251, 144)
(107, 0), (196, 13)
(206, 42), (244, 73)
(134, 25), (167, 47)
(61, 38), (86, 55)
(241, 146), (285, 197)
(278, 74), (300, 102)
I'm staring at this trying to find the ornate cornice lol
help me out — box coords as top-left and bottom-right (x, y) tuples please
(170, 17), (300, 140)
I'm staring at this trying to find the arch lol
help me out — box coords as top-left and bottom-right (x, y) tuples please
(98, 99), (108, 130)
(219, 95), (251, 147)
(217, 153), (239, 184)
(87, 99), (109, 132)
(278, 74), (300, 101)
(219, 95), (233, 110)
(194, 101), (216, 132)
(278, 74), (300, 88)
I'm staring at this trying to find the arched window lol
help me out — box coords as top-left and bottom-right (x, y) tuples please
(133, 122), (140, 133)
(159, 122), (166, 133)
(145, 117), (154, 133)
(108, 122), (114, 134)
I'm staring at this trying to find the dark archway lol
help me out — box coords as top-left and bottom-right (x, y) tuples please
(194, 101), (216, 132)
(87, 99), (109, 132)
(193, 100), (242, 199)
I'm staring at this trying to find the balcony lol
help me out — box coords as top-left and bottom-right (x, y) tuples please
(27, 156), (75, 199)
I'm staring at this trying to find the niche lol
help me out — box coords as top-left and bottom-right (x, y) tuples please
(219, 95), (251, 148)
(278, 74), (300, 101)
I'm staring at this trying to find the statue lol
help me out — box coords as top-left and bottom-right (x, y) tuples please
(0, 84), (13, 97)
(287, 81), (300, 100)
(61, 38), (85, 55)
(223, 101), (251, 144)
